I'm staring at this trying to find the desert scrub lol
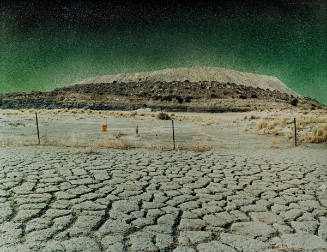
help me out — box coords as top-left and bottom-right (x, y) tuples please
(256, 120), (268, 129)
(285, 132), (293, 140)
(268, 120), (278, 130)
(157, 112), (171, 120)
(300, 124), (327, 143)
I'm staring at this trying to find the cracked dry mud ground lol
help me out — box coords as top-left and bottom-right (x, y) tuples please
(0, 146), (327, 252)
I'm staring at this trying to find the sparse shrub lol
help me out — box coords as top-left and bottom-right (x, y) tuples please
(116, 130), (124, 138)
(301, 124), (327, 143)
(157, 112), (170, 120)
(130, 111), (137, 117)
(285, 132), (293, 140)
(273, 128), (282, 136)
(256, 120), (268, 129)
(268, 120), (278, 130)
(280, 117), (288, 127)
(291, 98), (298, 106)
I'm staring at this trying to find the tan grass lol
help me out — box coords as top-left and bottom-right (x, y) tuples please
(285, 132), (293, 140)
(175, 145), (211, 152)
(264, 140), (280, 149)
(256, 120), (268, 129)
(300, 124), (327, 143)
(280, 117), (288, 127)
(268, 120), (278, 130)
(116, 130), (125, 138)
(130, 111), (137, 117)
(249, 114), (256, 120)
(202, 119), (219, 126)
(192, 136), (202, 142)
(272, 127), (282, 136)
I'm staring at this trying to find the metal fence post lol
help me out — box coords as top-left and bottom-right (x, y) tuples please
(294, 118), (297, 146)
(172, 119), (175, 150)
(35, 112), (40, 145)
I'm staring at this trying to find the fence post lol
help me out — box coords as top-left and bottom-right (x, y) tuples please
(294, 118), (297, 146)
(171, 119), (175, 150)
(35, 112), (40, 145)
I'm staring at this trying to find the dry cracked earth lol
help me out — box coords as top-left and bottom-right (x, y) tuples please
(0, 146), (327, 252)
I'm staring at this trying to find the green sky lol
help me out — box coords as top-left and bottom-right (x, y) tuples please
(1, 6), (326, 104)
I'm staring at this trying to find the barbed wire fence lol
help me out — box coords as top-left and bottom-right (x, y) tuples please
(1, 110), (326, 150)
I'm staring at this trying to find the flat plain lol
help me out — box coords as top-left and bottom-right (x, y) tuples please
(0, 109), (327, 251)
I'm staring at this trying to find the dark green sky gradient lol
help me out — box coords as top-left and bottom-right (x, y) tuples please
(1, 5), (326, 104)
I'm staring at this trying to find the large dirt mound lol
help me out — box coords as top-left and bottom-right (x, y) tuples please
(1, 67), (324, 112)
(74, 67), (298, 96)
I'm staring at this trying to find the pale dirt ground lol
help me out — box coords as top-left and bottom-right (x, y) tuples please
(2, 108), (325, 151)
(1, 109), (327, 251)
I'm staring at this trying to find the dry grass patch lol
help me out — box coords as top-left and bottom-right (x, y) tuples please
(157, 112), (171, 120)
(264, 140), (280, 149)
(252, 110), (327, 144)
(130, 111), (137, 117)
(272, 127), (283, 136)
(243, 127), (249, 132)
(300, 124), (327, 143)
(202, 119), (219, 126)
(285, 132), (293, 140)
(268, 120), (278, 130)
(256, 120), (268, 129)
(175, 145), (211, 152)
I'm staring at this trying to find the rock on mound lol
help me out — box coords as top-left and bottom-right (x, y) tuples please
(73, 67), (298, 96)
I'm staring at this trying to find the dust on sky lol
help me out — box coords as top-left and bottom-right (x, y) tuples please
(1, 6), (326, 104)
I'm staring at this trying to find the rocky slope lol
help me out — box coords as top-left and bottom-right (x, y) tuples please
(73, 67), (298, 96)
(0, 80), (324, 112)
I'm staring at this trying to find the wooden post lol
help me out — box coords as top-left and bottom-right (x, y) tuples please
(172, 119), (175, 150)
(35, 112), (40, 145)
(294, 118), (297, 146)
(136, 125), (139, 135)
